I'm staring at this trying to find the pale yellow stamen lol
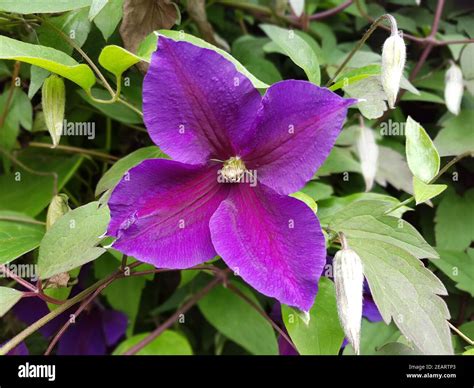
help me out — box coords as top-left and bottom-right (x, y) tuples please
(221, 156), (246, 183)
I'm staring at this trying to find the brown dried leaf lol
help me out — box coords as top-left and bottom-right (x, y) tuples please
(120, 0), (178, 71)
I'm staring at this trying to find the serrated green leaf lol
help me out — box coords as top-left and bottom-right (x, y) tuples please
(351, 240), (452, 354)
(113, 330), (193, 355)
(413, 176), (447, 204)
(326, 200), (452, 354)
(405, 116), (440, 183)
(0, 0), (92, 13)
(260, 24), (320, 85)
(0, 287), (23, 318)
(198, 282), (278, 355)
(0, 212), (44, 265)
(282, 277), (344, 355)
(0, 36), (95, 91)
(95, 146), (167, 196)
(38, 202), (110, 279)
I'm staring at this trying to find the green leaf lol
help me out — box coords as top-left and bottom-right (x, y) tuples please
(94, 254), (147, 336)
(376, 146), (413, 195)
(343, 320), (400, 355)
(0, 0), (92, 13)
(413, 176), (447, 205)
(98, 45), (141, 79)
(260, 24), (320, 85)
(316, 147), (361, 176)
(0, 36), (95, 91)
(435, 189), (474, 251)
(344, 75), (388, 119)
(95, 146), (166, 196)
(89, 0), (109, 20)
(0, 287), (23, 318)
(434, 111), (474, 156)
(461, 44), (474, 80)
(141, 30), (269, 89)
(93, 0), (124, 40)
(300, 181), (334, 201)
(431, 250), (474, 297)
(78, 89), (142, 124)
(38, 201), (110, 279)
(198, 282), (278, 355)
(282, 277), (344, 355)
(329, 64), (381, 91)
(401, 90), (444, 104)
(0, 212), (44, 265)
(405, 116), (440, 183)
(0, 151), (83, 217)
(113, 331), (193, 355)
(327, 199), (453, 354)
(376, 342), (420, 355)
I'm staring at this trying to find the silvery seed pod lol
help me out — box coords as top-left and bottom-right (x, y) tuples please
(381, 32), (406, 109)
(333, 247), (364, 355)
(42, 75), (66, 148)
(444, 62), (464, 116)
(46, 194), (70, 230)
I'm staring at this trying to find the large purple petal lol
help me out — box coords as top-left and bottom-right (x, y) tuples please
(143, 36), (262, 164)
(209, 183), (326, 311)
(242, 81), (356, 195)
(108, 159), (229, 268)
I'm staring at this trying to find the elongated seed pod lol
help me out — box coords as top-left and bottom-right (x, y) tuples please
(42, 75), (66, 148)
(381, 32), (406, 109)
(333, 248), (364, 355)
(444, 62), (464, 116)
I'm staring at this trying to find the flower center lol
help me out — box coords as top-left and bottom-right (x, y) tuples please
(220, 156), (246, 183)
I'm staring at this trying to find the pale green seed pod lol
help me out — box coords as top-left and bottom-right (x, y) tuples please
(42, 75), (66, 148)
(46, 194), (70, 230)
(333, 247), (364, 355)
(381, 32), (406, 109)
(444, 62), (464, 116)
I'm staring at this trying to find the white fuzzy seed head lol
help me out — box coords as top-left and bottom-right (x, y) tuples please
(381, 32), (406, 109)
(444, 62), (464, 116)
(333, 248), (364, 355)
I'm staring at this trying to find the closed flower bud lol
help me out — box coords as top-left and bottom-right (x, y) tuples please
(356, 125), (379, 192)
(333, 247), (364, 355)
(42, 75), (66, 148)
(444, 62), (464, 116)
(46, 194), (70, 230)
(381, 32), (406, 109)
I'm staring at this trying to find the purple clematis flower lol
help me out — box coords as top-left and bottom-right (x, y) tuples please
(13, 296), (127, 355)
(107, 36), (356, 311)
